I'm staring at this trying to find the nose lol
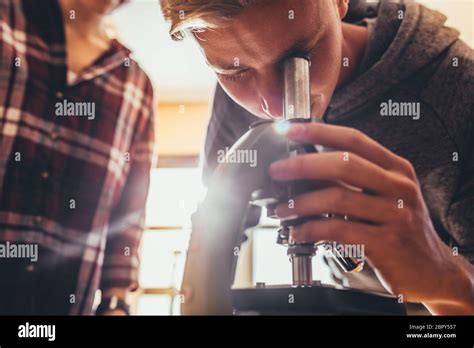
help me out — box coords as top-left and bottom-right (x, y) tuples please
(255, 70), (283, 119)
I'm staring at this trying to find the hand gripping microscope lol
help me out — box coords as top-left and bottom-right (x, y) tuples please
(181, 57), (406, 315)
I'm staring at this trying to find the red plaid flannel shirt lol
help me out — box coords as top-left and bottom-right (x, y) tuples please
(0, 0), (155, 314)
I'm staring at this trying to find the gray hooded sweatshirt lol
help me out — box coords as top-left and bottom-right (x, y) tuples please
(202, 0), (474, 314)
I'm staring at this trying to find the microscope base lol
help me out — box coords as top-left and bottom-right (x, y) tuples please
(232, 284), (406, 315)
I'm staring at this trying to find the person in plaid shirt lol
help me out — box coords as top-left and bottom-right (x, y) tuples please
(0, 0), (155, 315)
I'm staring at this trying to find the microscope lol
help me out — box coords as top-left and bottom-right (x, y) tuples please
(181, 57), (406, 315)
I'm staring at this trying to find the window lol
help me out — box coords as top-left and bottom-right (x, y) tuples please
(136, 167), (204, 315)
(136, 168), (332, 314)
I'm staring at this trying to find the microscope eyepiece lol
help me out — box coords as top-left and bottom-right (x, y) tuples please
(283, 57), (311, 120)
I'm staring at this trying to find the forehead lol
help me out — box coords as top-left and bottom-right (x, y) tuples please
(197, 0), (325, 69)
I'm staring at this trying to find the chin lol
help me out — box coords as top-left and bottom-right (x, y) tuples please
(89, 0), (127, 15)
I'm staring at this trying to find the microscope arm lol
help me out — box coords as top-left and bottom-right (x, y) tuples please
(181, 122), (289, 315)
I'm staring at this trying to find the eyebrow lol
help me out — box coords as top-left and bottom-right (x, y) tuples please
(207, 27), (324, 74)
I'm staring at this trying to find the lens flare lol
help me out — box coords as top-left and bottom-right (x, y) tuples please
(273, 120), (290, 135)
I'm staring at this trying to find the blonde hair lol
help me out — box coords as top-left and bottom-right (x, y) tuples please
(159, 0), (261, 41)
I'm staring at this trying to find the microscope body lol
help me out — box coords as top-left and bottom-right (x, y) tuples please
(181, 119), (406, 315)
(181, 119), (295, 314)
(181, 57), (405, 315)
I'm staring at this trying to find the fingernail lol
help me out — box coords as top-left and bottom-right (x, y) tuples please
(280, 214), (299, 222)
(290, 227), (303, 241)
(274, 205), (285, 217)
(287, 124), (306, 137)
(290, 226), (300, 234)
(275, 205), (296, 218)
(269, 160), (286, 175)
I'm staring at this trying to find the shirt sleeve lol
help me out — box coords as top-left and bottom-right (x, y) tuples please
(202, 84), (262, 229)
(202, 84), (258, 186)
(100, 103), (156, 291)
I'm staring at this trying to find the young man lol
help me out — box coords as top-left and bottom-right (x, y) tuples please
(0, 0), (155, 314)
(160, 0), (474, 314)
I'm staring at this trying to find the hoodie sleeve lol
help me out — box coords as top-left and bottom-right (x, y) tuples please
(426, 39), (474, 263)
(202, 84), (257, 186)
(202, 85), (262, 230)
(446, 128), (474, 264)
(445, 57), (474, 263)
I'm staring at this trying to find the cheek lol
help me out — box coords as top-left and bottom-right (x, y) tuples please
(85, 0), (120, 14)
(309, 29), (343, 116)
(218, 80), (269, 119)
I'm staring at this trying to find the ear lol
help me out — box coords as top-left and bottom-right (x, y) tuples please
(336, 0), (350, 20)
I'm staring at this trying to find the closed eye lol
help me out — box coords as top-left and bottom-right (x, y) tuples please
(217, 69), (249, 82)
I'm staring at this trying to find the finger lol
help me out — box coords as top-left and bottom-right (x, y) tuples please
(286, 123), (416, 179)
(291, 218), (378, 256)
(270, 151), (394, 196)
(275, 186), (393, 224)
